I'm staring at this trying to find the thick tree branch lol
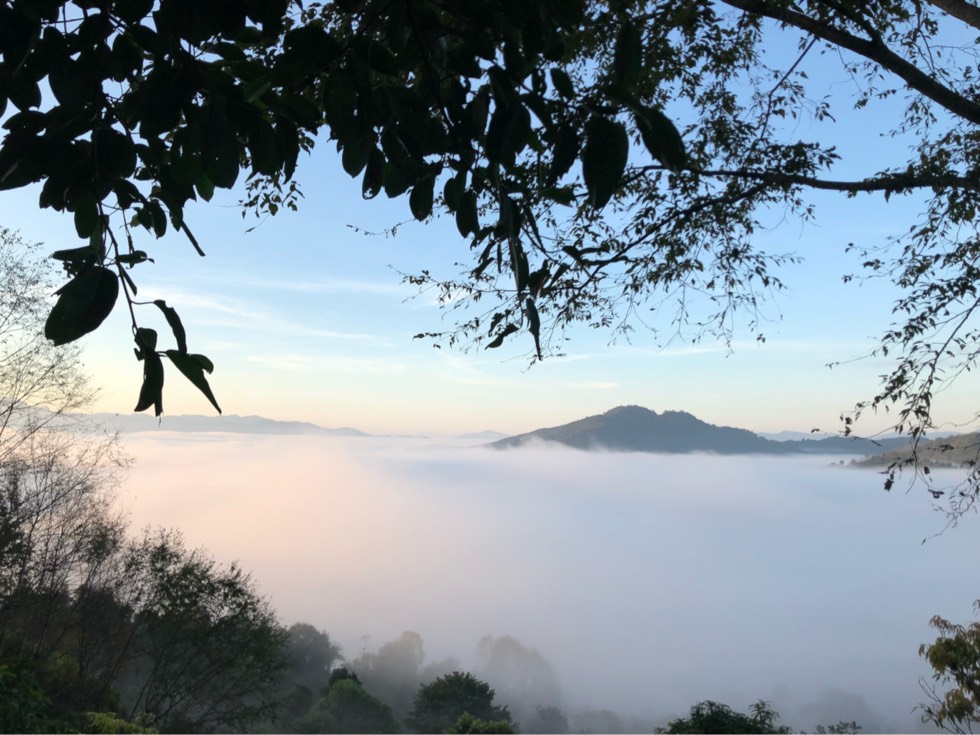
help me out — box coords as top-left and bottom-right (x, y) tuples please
(638, 166), (980, 193)
(926, 0), (980, 31)
(720, 0), (980, 125)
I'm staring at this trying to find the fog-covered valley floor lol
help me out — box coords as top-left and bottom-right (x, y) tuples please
(118, 433), (980, 732)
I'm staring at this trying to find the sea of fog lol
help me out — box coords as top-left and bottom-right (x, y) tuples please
(116, 432), (980, 732)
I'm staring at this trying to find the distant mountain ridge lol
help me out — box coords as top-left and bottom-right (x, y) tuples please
(83, 412), (370, 437)
(487, 405), (913, 456)
(855, 431), (980, 468)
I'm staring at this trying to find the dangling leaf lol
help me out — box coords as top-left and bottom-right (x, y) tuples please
(167, 350), (221, 413)
(134, 351), (164, 416)
(526, 297), (542, 359)
(115, 250), (150, 265)
(409, 175), (435, 220)
(550, 68), (575, 99)
(73, 199), (101, 239)
(456, 191), (480, 237)
(486, 323), (520, 349)
(613, 24), (642, 89)
(362, 148), (384, 199)
(547, 126), (579, 185)
(632, 104), (687, 173)
(153, 300), (188, 353)
(582, 116), (628, 210)
(45, 266), (119, 345)
(135, 327), (157, 353)
(51, 245), (98, 265)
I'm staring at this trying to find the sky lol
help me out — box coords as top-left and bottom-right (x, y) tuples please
(3, 12), (980, 733)
(1, 18), (978, 438)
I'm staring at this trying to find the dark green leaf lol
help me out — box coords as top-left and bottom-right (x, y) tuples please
(550, 68), (575, 99)
(248, 119), (279, 176)
(135, 327), (157, 352)
(166, 350), (221, 413)
(154, 300), (187, 354)
(613, 24), (642, 89)
(110, 33), (143, 81)
(9, 75), (41, 111)
(485, 104), (530, 167)
(147, 200), (168, 238)
(526, 297), (542, 358)
(134, 351), (164, 416)
(409, 175), (435, 220)
(196, 174), (215, 202)
(486, 323), (520, 349)
(51, 246), (98, 265)
(582, 116), (628, 210)
(383, 160), (416, 198)
(498, 196), (520, 239)
(191, 354), (214, 373)
(342, 141), (370, 177)
(632, 105), (687, 173)
(73, 200), (101, 239)
(547, 126), (579, 185)
(456, 191), (479, 237)
(543, 185), (576, 205)
(115, 0), (153, 24)
(443, 173), (465, 211)
(45, 266), (119, 345)
(93, 128), (137, 179)
(510, 240), (529, 293)
(362, 148), (384, 199)
(205, 138), (242, 189)
(48, 59), (88, 108)
(115, 250), (150, 265)
(488, 311), (506, 335)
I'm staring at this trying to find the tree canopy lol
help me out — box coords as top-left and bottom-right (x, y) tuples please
(918, 600), (980, 733)
(1, 0), (978, 500)
(407, 671), (512, 734)
(658, 699), (792, 734)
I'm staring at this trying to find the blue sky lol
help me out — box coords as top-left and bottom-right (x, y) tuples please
(3, 28), (977, 436)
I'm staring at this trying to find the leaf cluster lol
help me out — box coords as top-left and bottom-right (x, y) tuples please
(407, 670), (512, 734)
(918, 601), (980, 733)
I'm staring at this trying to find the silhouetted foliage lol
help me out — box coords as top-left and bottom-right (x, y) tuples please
(297, 677), (400, 734)
(526, 704), (569, 734)
(285, 623), (343, 696)
(353, 630), (459, 722)
(1, 2), (978, 509)
(919, 600), (980, 733)
(476, 635), (561, 729)
(408, 671), (512, 734)
(0, 447), (287, 732)
(659, 700), (792, 734)
(446, 711), (518, 734)
(815, 722), (862, 734)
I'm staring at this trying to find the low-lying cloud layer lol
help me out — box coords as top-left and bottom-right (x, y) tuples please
(118, 433), (979, 731)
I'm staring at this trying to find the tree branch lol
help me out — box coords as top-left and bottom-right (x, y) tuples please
(638, 166), (980, 193)
(719, 0), (980, 125)
(926, 0), (980, 31)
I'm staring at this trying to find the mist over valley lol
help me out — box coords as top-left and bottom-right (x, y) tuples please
(116, 430), (978, 732)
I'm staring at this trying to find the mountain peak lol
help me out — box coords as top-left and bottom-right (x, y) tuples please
(489, 405), (790, 454)
(487, 407), (918, 456)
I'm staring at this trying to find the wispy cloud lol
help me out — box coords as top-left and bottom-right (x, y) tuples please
(246, 353), (409, 374)
(133, 285), (388, 343)
(562, 381), (620, 390)
(194, 272), (413, 297)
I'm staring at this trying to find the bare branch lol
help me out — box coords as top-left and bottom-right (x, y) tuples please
(926, 0), (980, 31)
(720, 0), (980, 125)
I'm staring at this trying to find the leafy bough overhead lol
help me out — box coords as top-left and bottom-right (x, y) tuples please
(1, 1), (979, 504)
